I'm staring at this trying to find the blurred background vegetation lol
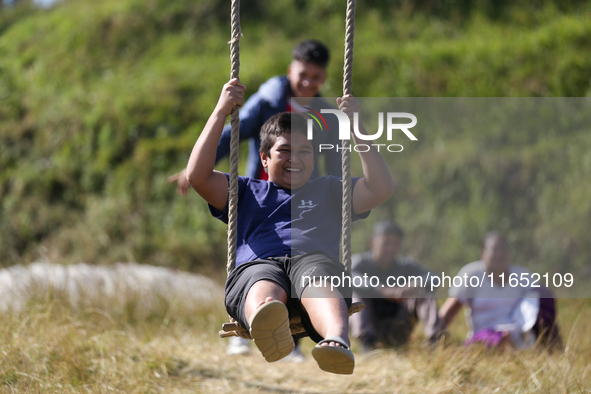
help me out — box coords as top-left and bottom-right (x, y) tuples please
(1, 0), (590, 283)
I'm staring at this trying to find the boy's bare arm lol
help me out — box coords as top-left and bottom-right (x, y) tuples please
(337, 96), (395, 214)
(186, 79), (246, 211)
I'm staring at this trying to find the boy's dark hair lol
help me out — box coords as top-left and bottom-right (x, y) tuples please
(259, 112), (310, 157)
(373, 221), (404, 239)
(292, 40), (330, 68)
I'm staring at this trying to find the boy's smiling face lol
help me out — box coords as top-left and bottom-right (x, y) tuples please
(287, 60), (327, 98)
(260, 131), (314, 190)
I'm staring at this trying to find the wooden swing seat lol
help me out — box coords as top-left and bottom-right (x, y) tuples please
(219, 301), (366, 340)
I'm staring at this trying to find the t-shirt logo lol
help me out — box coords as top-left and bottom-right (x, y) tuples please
(298, 200), (318, 209)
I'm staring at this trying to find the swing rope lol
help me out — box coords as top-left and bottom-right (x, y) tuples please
(341, 0), (356, 274)
(227, 0), (241, 275)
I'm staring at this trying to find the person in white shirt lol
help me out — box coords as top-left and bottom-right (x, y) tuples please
(438, 231), (561, 349)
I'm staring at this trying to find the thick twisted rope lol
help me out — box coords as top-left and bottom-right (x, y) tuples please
(342, 0), (356, 274)
(227, 0), (241, 275)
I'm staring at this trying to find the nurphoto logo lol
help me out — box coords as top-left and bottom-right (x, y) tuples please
(305, 109), (418, 153)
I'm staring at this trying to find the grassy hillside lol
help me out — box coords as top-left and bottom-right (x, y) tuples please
(1, 0), (591, 278)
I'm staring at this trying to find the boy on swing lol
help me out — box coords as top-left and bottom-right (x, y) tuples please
(186, 78), (394, 374)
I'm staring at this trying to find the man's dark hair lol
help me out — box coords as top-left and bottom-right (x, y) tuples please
(292, 40), (330, 68)
(373, 221), (404, 238)
(259, 112), (309, 157)
(483, 231), (509, 248)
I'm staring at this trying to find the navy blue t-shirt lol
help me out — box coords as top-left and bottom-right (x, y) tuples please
(209, 175), (370, 266)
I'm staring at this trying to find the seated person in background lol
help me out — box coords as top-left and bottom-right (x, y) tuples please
(350, 221), (444, 351)
(438, 231), (562, 350)
(185, 78), (394, 374)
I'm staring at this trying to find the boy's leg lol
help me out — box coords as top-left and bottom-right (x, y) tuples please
(244, 280), (288, 323)
(300, 285), (350, 348)
(225, 260), (294, 362)
(301, 280), (355, 374)
(245, 280), (294, 362)
(288, 252), (353, 345)
(288, 252), (355, 374)
(225, 260), (290, 330)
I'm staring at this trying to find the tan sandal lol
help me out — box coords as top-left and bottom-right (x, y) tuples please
(248, 300), (294, 362)
(311, 335), (355, 374)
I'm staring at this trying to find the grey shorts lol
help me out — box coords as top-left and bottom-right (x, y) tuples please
(224, 251), (352, 343)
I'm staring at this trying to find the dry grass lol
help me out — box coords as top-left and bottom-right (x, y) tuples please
(1, 288), (590, 393)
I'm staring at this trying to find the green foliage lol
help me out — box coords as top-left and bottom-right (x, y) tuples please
(349, 98), (591, 283)
(1, 0), (591, 276)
